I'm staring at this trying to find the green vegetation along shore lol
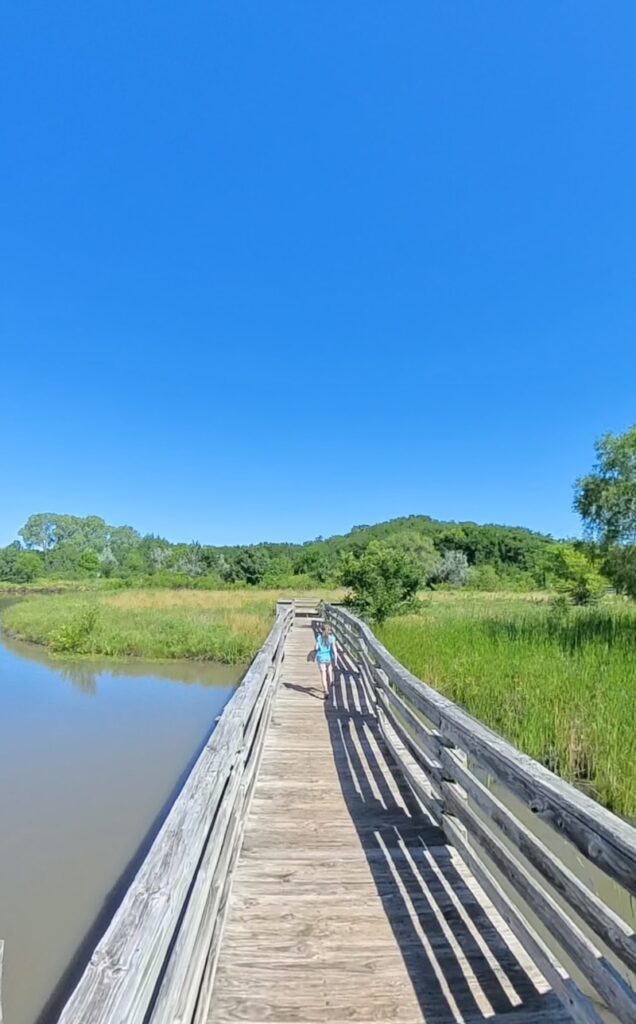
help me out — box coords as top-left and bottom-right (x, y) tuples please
(1, 590), (301, 664)
(377, 593), (636, 820)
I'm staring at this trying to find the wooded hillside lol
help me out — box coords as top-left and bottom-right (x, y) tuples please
(0, 511), (563, 590)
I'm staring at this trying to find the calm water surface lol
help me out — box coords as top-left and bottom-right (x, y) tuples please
(0, 610), (242, 1024)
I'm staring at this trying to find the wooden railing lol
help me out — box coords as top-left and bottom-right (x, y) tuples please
(57, 602), (294, 1024)
(325, 604), (636, 1024)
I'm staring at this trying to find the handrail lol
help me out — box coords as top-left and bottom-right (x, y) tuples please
(326, 603), (636, 1024)
(56, 603), (294, 1024)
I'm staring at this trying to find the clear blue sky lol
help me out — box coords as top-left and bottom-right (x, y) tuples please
(1, 2), (635, 547)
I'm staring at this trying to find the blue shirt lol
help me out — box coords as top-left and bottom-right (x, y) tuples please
(315, 635), (333, 663)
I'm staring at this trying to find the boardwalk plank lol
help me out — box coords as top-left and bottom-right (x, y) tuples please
(206, 621), (571, 1024)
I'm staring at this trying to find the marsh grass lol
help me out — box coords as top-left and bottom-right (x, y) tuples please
(377, 594), (636, 819)
(1, 588), (339, 664)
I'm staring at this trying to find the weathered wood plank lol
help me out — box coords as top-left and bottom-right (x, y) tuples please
(375, 665), (636, 979)
(149, 764), (244, 1023)
(443, 814), (603, 1024)
(208, 618), (573, 1024)
(193, 627), (286, 1024)
(376, 682), (444, 782)
(437, 740), (636, 976)
(326, 604), (636, 1022)
(56, 606), (292, 1024)
(207, 998), (572, 1024)
(442, 782), (636, 1023)
(328, 606), (636, 898)
(376, 704), (444, 823)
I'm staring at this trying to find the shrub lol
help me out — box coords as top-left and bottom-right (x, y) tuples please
(467, 564), (501, 591)
(0, 545), (43, 583)
(429, 549), (469, 588)
(554, 545), (607, 606)
(193, 573), (226, 590)
(340, 541), (422, 623)
(50, 606), (100, 653)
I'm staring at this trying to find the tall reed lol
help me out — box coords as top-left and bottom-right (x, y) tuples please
(377, 596), (636, 820)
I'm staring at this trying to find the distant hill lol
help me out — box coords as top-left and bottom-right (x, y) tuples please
(1, 512), (563, 590)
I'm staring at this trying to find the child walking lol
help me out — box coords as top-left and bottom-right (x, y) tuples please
(315, 624), (338, 696)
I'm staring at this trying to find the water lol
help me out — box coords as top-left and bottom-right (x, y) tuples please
(0, 612), (243, 1024)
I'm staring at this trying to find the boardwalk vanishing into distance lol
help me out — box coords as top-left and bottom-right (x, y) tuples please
(56, 601), (636, 1024)
(208, 617), (566, 1024)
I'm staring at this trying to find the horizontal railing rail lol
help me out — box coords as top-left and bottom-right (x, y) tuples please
(326, 603), (636, 1024)
(56, 602), (294, 1024)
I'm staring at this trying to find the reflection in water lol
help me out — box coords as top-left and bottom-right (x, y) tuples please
(65, 664), (97, 695)
(0, 616), (242, 1024)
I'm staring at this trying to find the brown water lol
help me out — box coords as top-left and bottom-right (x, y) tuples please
(0, 619), (242, 1024)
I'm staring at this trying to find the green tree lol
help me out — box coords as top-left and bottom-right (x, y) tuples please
(340, 541), (422, 623)
(385, 530), (440, 580)
(554, 545), (607, 606)
(19, 513), (58, 553)
(108, 525), (142, 564)
(77, 550), (101, 578)
(292, 545), (331, 582)
(467, 564), (501, 591)
(9, 507), (563, 591)
(575, 426), (636, 543)
(575, 426), (636, 596)
(223, 548), (271, 585)
(0, 544), (43, 582)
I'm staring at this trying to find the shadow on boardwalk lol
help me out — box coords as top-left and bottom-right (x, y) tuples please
(322, 648), (567, 1023)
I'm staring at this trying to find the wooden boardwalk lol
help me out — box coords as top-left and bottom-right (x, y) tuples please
(208, 619), (571, 1024)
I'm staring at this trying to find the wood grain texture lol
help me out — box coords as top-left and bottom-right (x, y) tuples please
(442, 784), (636, 1023)
(437, 741), (636, 978)
(442, 815), (603, 1024)
(56, 606), (293, 1024)
(207, 619), (571, 1024)
(374, 658), (636, 978)
(326, 605), (636, 1023)
(327, 606), (636, 898)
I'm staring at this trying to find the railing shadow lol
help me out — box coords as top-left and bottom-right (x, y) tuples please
(323, 650), (560, 1023)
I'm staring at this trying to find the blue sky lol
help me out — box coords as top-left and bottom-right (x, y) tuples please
(1, 2), (635, 547)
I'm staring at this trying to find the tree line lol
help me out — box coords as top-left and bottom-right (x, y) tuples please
(1, 424), (634, 610)
(0, 510), (587, 593)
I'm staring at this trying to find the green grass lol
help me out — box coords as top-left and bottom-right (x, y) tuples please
(0, 589), (281, 663)
(0, 578), (121, 594)
(376, 593), (636, 820)
(1, 587), (341, 663)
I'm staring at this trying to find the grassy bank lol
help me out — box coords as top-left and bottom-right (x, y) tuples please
(0, 579), (118, 595)
(1, 589), (334, 664)
(376, 593), (636, 819)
